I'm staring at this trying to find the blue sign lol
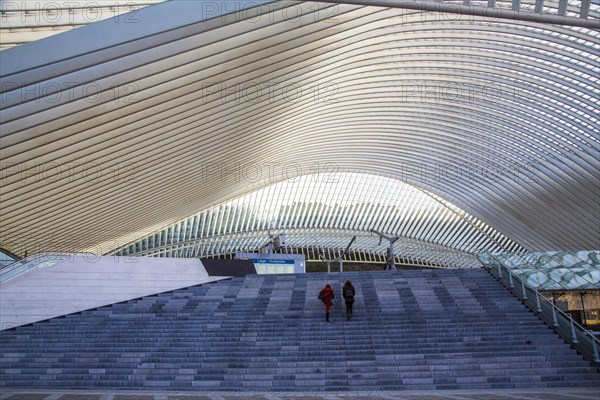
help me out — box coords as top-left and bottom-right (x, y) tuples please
(249, 259), (295, 264)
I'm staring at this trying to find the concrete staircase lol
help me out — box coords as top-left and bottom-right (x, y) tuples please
(1, 269), (599, 390)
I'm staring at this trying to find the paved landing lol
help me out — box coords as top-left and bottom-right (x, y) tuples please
(1, 389), (599, 400)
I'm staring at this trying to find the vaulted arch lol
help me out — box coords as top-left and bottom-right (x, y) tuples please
(1, 0), (598, 257)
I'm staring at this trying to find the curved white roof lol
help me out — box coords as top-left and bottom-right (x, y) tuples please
(1, 0), (598, 257)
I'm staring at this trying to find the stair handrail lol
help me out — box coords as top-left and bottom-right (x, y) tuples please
(478, 251), (600, 367)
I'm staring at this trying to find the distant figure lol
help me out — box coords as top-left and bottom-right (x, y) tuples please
(385, 247), (393, 270)
(319, 283), (335, 322)
(342, 279), (356, 320)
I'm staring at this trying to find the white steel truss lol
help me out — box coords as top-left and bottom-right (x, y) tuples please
(114, 228), (482, 269)
(109, 173), (521, 266)
(1, 0), (598, 258)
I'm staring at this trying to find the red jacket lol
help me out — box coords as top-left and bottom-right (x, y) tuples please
(320, 285), (334, 305)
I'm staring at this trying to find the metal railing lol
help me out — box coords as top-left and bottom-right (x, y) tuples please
(479, 252), (600, 367)
(0, 252), (95, 284)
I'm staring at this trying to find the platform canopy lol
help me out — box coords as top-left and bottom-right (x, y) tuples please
(1, 0), (599, 259)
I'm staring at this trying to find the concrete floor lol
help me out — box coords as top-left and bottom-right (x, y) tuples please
(1, 388), (599, 400)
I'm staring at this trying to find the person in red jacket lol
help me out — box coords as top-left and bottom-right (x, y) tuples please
(319, 283), (335, 322)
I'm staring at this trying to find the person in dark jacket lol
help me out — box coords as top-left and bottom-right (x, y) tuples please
(319, 283), (335, 322)
(342, 279), (356, 320)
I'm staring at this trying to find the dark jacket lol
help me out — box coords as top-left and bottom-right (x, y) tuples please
(320, 284), (334, 305)
(342, 282), (355, 303)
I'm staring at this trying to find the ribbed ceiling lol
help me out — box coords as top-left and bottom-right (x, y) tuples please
(0, 0), (599, 257)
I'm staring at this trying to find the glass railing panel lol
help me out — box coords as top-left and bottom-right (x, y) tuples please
(0, 252), (92, 284)
(487, 250), (600, 291)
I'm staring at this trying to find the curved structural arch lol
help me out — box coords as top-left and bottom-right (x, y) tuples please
(0, 0), (598, 256)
